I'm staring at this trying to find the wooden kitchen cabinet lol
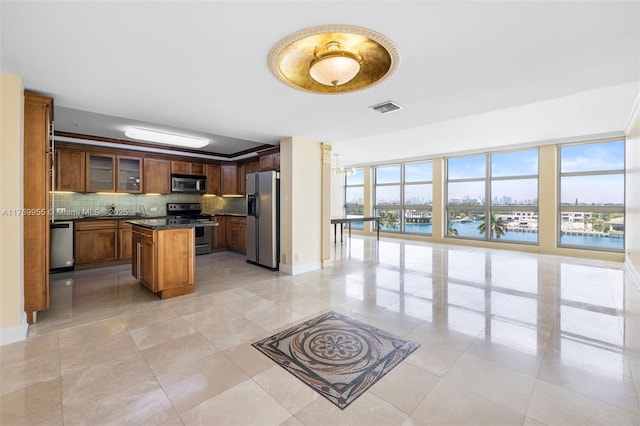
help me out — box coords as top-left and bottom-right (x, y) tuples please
(55, 147), (85, 192)
(132, 225), (194, 299)
(117, 156), (143, 193)
(143, 157), (171, 194)
(171, 160), (205, 175)
(239, 160), (259, 195)
(24, 92), (53, 323)
(118, 220), (133, 260)
(211, 216), (226, 249)
(206, 163), (221, 195)
(259, 149), (280, 171)
(132, 226), (156, 291)
(75, 220), (118, 264)
(226, 216), (246, 254)
(86, 152), (116, 192)
(221, 164), (238, 195)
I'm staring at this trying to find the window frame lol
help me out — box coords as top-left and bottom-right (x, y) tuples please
(557, 139), (625, 253)
(373, 161), (434, 235)
(445, 148), (540, 244)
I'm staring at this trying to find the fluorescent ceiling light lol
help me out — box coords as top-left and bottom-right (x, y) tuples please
(125, 128), (209, 148)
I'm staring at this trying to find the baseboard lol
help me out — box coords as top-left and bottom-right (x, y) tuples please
(0, 312), (29, 346)
(279, 261), (322, 275)
(626, 257), (640, 292)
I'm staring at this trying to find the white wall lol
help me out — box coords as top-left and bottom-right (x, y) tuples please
(0, 73), (27, 345)
(334, 83), (637, 166)
(279, 137), (323, 274)
(625, 95), (640, 283)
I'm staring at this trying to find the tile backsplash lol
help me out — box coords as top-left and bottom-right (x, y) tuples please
(53, 193), (246, 218)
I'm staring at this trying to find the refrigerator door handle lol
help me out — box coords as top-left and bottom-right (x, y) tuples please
(254, 194), (259, 219)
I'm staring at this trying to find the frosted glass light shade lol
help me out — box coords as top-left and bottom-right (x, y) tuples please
(310, 55), (362, 87)
(125, 128), (209, 148)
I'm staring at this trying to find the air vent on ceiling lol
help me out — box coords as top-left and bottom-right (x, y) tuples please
(369, 101), (403, 114)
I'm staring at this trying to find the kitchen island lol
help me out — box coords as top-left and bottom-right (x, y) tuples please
(127, 219), (219, 299)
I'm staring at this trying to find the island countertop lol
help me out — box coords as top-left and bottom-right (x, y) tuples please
(127, 219), (220, 230)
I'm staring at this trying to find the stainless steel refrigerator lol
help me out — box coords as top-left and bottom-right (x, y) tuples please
(246, 171), (280, 270)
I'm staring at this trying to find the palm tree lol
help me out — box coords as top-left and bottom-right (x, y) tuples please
(380, 211), (400, 230)
(446, 212), (459, 236)
(477, 213), (507, 238)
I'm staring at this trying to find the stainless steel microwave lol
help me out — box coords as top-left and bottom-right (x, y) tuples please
(171, 174), (207, 193)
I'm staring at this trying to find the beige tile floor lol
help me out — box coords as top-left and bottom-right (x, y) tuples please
(2, 236), (640, 425)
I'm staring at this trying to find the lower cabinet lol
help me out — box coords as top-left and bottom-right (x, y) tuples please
(132, 225), (195, 299)
(226, 217), (246, 254)
(118, 220), (132, 260)
(211, 217), (226, 250)
(75, 220), (118, 264)
(75, 219), (133, 264)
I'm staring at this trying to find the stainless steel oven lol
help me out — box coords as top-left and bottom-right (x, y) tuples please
(166, 203), (212, 255)
(194, 223), (212, 255)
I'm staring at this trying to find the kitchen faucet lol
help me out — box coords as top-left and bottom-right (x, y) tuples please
(139, 205), (147, 216)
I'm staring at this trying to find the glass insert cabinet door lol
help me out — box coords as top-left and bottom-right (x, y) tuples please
(86, 153), (115, 192)
(86, 153), (143, 193)
(117, 156), (142, 193)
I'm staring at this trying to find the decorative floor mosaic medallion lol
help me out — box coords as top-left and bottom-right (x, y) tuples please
(252, 311), (420, 409)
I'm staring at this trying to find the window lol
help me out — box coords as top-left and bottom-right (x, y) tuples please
(558, 140), (624, 251)
(446, 149), (539, 243)
(344, 168), (364, 229)
(373, 161), (433, 234)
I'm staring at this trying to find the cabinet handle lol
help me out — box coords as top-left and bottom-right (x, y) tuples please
(136, 242), (142, 282)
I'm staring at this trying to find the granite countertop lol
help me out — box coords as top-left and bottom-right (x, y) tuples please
(127, 219), (220, 230)
(54, 215), (165, 222)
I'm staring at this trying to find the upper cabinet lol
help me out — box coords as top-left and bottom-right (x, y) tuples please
(55, 148), (85, 192)
(259, 149), (280, 171)
(144, 157), (171, 194)
(117, 156), (143, 193)
(55, 143), (273, 195)
(86, 152), (143, 193)
(221, 164), (238, 195)
(238, 160), (259, 195)
(86, 153), (115, 192)
(171, 160), (205, 176)
(206, 163), (221, 195)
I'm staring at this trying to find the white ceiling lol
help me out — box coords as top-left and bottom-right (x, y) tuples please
(1, 1), (639, 165)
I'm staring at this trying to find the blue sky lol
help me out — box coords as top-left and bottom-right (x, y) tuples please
(347, 141), (624, 205)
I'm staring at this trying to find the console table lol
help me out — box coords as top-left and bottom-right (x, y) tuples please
(331, 216), (380, 243)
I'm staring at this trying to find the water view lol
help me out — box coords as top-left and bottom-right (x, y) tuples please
(376, 221), (623, 250)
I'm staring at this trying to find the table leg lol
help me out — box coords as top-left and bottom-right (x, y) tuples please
(340, 224), (343, 243)
(376, 219), (379, 240)
(333, 223), (337, 244)
(348, 223), (352, 239)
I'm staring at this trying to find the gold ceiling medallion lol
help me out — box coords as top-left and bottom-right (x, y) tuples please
(268, 25), (400, 94)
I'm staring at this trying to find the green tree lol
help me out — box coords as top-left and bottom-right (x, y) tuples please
(380, 211), (400, 230)
(446, 211), (459, 236)
(477, 213), (507, 238)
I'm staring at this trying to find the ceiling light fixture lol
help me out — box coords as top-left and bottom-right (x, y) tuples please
(268, 25), (400, 94)
(124, 128), (209, 148)
(333, 154), (356, 175)
(310, 41), (363, 87)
